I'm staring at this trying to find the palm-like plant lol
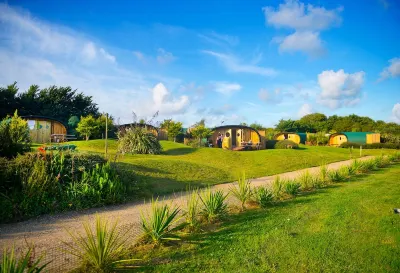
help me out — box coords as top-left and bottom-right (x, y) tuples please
(271, 176), (285, 198)
(184, 189), (200, 230)
(1, 246), (49, 273)
(64, 216), (133, 273)
(140, 198), (181, 245)
(284, 181), (301, 196)
(254, 187), (274, 208)
(229, 173), (252, 211)
(199, 188), (228, 222)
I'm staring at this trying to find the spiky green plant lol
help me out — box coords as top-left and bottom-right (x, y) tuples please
(298, 170), (314, 190)
(118, 126), (162, 155)
(327, 170), (346, 183)
(338, 166), (351, 180)
(64, 215), (133, 272)
(140, 198), (181, 244)
(184, 189), (200, 230)
(284, 181), (301, 196)
(254, 187), (274, 208)
(348, 159), (362, 175)
(229, 172), (252, 211)
(374, 156), (390, 168)
(1, 246), (49, 273)
(271, 176), (285, 198)
(319, 164), (329, 185)
(199, 188), (228, 222)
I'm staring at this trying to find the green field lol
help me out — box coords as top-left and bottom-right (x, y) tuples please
(136, 165), (400, 273)
(69, 140), (395, 195)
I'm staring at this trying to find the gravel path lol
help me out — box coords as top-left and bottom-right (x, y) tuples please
(0, 156), (375, 272)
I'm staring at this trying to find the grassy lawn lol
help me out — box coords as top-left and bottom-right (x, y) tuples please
(69, 140), (397, 195)
(136, 165), (400, 273)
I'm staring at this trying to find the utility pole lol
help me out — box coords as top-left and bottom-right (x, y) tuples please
(105, 113), (108, 158)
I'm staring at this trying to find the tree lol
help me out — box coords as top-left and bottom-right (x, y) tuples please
(0, 82), (19, 118)
(93, 114), (114, 139)
(76, 115), (98, 141)
(68, 116), (80, 133)
(0, 110), (31, 157)
(249, 122), (264, 131)
(165, 120), (183, 142)
(191, 124), (212, 146)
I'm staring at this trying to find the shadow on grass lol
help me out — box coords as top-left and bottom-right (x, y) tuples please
(163, 147), (197, 156)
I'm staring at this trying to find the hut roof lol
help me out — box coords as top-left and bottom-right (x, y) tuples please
(212, 125), (262, 139)
(21, 115), (67, 128)
(331, 132), (374, 145)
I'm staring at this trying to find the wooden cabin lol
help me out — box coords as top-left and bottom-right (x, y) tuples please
(117, 123), (168, 140)
(329, 132), (381, 146)
(23, 115), (67, 143)
(274, 132), (307, 144)
(211, 125), (264, 150)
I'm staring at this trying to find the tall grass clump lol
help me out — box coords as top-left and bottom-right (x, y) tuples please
(284, 180), (301, 196)
(254, 187), (274, 208)
(1, 246), (49, 273)
(118, 126), (162, 155)
(298, 170), (315, 190)
(319, 164), (329, 185)
(140, 198), (181, 245)
(271, 176), (285, 199)
(348, 159), (362, 175)
(229, 173), (252, 211)
(327, 169), (346, 183)
(64, 216), (132, 273)
(184, 189), (200, 231)
(199, 188), (228, 222)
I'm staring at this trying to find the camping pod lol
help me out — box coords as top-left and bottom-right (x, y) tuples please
(328, 132), (381, 146)
(274, 132), (307, 144)
(117, 123), (168, 140)
(23, 115), (67, 143)
(211, 125), (264, 150)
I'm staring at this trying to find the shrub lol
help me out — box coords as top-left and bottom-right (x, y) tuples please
(319, 164), (329, 185)
(199, 188), (228, 222)
(298, 170), (314, 190)
(284, 181), (301, 196)
(184, 189), (200, 230)
(64, 216), (133, 272)
(140, 198), (181, 244)
(118, 126), (162, 155)
(271, 176), (285, 199)
(229, 173), (252, 211)
(388, 152), (400, 163)
(348, 159), (362, 175)
(0, 111), (31, 158)
(265, 140), (278, 149)
(1, 246), (49, 273)
(274, 140), (299, 149)
(327, 169), (346, 183)
(340, 142), (400, 149)
(339, 142), (361, 148)
(254, 187), (274, 208)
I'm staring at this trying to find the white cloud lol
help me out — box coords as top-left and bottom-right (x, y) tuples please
(298, 103), (313, 117)
(203, 50), (277, 76)
(99, 48), (116, 63)
(152, 83), (189, 115)
(317, 69), (365, 109)
(198, 31), (239, 46)
(392, 103), (400, 123)
(156, 48), (176, 64)
(379, 58), (400, 81)
(212, 82), (242, 95)
(263, 0), (342, 56)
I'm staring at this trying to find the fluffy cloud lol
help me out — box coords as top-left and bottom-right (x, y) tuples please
(263, 0), (342, 56)
(298, 103), (313, 117)
(317, 69), (365, 109)
(393, 103), (400, 123)
(212, 82), (242, 95)
(203, 51), (277, 76)
(379, 58), (400, 81)
(152, 83), (189, 114)
(156, 48), (176, 64)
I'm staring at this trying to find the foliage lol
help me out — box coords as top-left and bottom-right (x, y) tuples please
(271, 176), (285, 198)
(254, 187), (274, 208)
(190, 124), (212, 145)
(140, 198), (181, 244)
(184, 189), (200, 230)
(162, 120), (183, 142)
(199, 188), (228, 222)
(64, 216), (132, 272)
(229, 173), (252, 211)
(307, 132), (329, 146)
(93, 114), (115, 139)
(0, 246), (49, 273)
(265, 140), (278, 149)
(76, 115), (99, 141)
(0, 111), (31, 158)
(0, 82), (99, 124)
(284, 181), (301, 196)
(249, 122), (265, 131)
(118, 126), (162, 155)
(319, 164), (329, 185)
(298, 170), (314, 190)
(274, 140), (299, 149)
(327, 169), (347, 183)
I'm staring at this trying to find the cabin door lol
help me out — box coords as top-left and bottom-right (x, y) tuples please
(231, 129), (237, 147)
(284, 133), (288, 140)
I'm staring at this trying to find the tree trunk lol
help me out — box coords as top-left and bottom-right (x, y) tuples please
(86, 135), (89, 141)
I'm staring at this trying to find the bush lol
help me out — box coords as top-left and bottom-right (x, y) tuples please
(340, 142), (400, 149)
(0, 111), (31, 158)
(284, 181), (301, 196)
(265, 140), (278, 149)
(199, 188), (228, 222)
(274, 140), (299, 149)
(1, 245), (49, 273)
(298, 170), (314, 190)
(229, 173), (252, 211)
(184, 189), (200, 230)
(254, 187), (274, 208)
(339, 142), (361, 148)
(118, 126), (162, 155)
(271, 176), (285, 198)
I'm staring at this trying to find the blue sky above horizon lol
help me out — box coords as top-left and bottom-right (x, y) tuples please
(0, 0), (399, 127)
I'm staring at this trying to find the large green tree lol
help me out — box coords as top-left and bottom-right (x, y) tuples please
(76, 115), (99, 141)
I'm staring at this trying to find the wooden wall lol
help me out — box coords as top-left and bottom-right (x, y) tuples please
(329, 134), (348, 146)
(366, 133), (380, 144)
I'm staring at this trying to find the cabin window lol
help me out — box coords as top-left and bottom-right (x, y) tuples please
(340, 137), (342, 140)
(237, 133), (240, 137)
(27, 120), (35, 130)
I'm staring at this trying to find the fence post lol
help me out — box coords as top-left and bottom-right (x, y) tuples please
(360, 145), (362, 157)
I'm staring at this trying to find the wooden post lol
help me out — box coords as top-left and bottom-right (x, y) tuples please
(105, 113), (108, 158)
(360, 145), (362, 157)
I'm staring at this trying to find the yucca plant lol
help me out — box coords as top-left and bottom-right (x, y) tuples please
(271, 176), (285, 199)
(64, 215), (134, 272)
(118, 126), (162, 155)
(229, 173), (252, 211)
(184, 189), (200, 230)
(1, 246), (49, 273)
(374, 156), (390, 168)
(319, 164), (329, 185)
(199, 188), (228, 222)
(327, 170), (346, 183)
(254, 187), (274, 208)
(298, 170), (314, 190)
(348, 159), (362, 175)
(284, 180), (301, 196)
(140, 198), (181, 245)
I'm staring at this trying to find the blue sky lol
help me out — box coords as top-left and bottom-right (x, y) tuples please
(0, 0), (399, 127)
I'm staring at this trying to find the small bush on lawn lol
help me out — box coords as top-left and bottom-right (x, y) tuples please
(274, 140), (299, 149)
(339, 142), (361, 148)
(319, 164), (329, 185)
(340, 142), (400, 149)
(348, 159), (362, 175)
(327, 170), (346, 183)
(64, 216), (135, 272)
(265, 140), (278, 149)
(229, 173), (252, 211)
(199, 188), (228, 223)
(118, 126), (162, 155)
(284, 181), (301, 196)
(140, 198), (181, 245)
(0, 111), (31, 158)
(0, 245), (49, 273)
(254, 187), (274, 208)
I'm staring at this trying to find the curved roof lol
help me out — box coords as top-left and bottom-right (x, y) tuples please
(212, 125), (262, 139)
(21, 115), (67, 128)
(274, 132), (307, 144)
(329, 132), (373, 145)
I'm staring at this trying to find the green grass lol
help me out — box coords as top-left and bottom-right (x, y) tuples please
(135, 165), (400, 273)
(69, 140), (397, 195)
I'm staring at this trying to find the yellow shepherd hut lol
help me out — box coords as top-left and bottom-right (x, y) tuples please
(211, 125), (264, 150)
(328, 132), (380, 146)
(274, 132), (307, 144)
